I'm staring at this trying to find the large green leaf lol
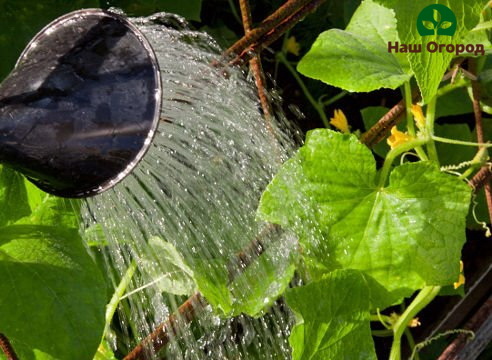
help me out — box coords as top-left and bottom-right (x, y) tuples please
(258, 130), (471, 298)
(0, 167), (106, 360)
(286, 270), (377, 360)
(375, 0), (488, 102)
(297, 0), (411, 92)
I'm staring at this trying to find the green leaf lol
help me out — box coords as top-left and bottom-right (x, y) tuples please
(0, 167), (30, 226)
(193, 227), (298, 317)
(286, 269), (377, 360)
(258, 130), (471, 298)
(0, 170), (106, 360)
(374, 0), (487, 102)
(140, 236), (196, 296)
(297, 0), (411, 92)
(436, 87), (473, 118)
(0, 226), (106, 360)
(93, 340), (117, 360)
(229, 228), (298, 316)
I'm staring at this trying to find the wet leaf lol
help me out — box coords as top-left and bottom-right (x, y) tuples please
(286, 270), (377, 360)
(297, 0), (411, 92)
(193, 227), (298, 317)
(258, 129), (471, 299)
(0, 169), (106, 360)
(140, 236), (196, 296)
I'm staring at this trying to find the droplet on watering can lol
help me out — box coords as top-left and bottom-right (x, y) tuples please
(0, 9), (161, 197)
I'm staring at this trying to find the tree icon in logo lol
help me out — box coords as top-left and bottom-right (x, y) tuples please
(417, 4), (457, 36)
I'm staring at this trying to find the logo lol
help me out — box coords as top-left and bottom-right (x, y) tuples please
(417, 4), (457, 37)
(387, 4), (484, 57)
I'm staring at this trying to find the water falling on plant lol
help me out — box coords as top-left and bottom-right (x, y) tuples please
(82, 12), (299, 359)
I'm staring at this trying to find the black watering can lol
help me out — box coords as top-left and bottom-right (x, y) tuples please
(0, 9), (161, 198)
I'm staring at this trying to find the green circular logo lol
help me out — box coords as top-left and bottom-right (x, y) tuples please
(417, 4), (457, 37)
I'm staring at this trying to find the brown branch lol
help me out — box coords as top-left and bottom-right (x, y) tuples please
(224, 0), (312, 58)
(239, 0), (274, 127)
(229, 0), (326, 66)
(470, 165), (492, 191)
(0, 333), (18, 360)
(437, 295), (492, 360)
(359, 100), (406, 147)
(124, 293), (205, 360)
(360, 91), (421, 147)
(469, 58), (492, 225)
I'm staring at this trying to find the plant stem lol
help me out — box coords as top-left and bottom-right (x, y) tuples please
(405, 327), (420, 360)
(372, 329), (394, 337)
(432, 136), (492, 147)
(378, 138), (429, 187)
(239, 0), (276, 140)
(321, 90), (348, 107)
(404, 82), (416, 137)
(389, 286), (441, 360)
(403, 82), (428, 160)
(436, 78), (468, 98)
(277, 52), (330, 127)
(104, 260), (137, 338)
(425, 96), (439, 164)
(370, 314), (393, 324)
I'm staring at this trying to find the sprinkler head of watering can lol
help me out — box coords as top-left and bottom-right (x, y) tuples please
(0, 9), (161, 198)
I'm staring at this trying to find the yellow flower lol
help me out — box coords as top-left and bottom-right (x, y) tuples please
(387, 126), (413, 149)
(408, 317), (421, 328)
(330, 109), (350, 133)
(411, 104), (426, 130)
(285, 36), (301, 56)
(453, 261), (465, 289)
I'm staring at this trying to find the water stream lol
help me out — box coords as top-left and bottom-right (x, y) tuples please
(82, 11), (299, 359)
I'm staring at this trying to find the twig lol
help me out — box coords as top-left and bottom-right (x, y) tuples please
(360, 90), (421, 147)
(359, 99), (406, 147)
(224, 0), (312, 58)
(239, 0), (274, 128)
(469, 165), (492, 191)
(124, 293), (205, 360)
(229, 0), (327, 66)
(469, 58), (492, 225)
(437, 295), (492, 360)
(0, 333), (18, 360)
(123, 225), (281, 360)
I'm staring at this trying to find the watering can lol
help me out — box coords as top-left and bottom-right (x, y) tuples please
(0, 9), (161, 198)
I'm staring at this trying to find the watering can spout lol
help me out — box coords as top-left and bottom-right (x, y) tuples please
(0, 9), (161, 198)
